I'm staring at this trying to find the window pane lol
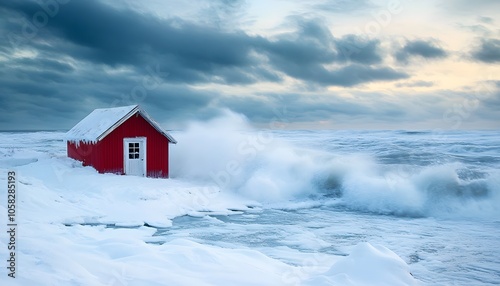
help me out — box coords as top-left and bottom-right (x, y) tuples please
(126, 142), (142, 159)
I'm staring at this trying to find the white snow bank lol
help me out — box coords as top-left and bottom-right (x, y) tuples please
(305, 242), (421, 286)
(0, 224), (292, 286)
(0, 131), (421, 285)
(11, 155), (256, 227)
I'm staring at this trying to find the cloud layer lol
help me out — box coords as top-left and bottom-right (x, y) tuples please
(0, 0), (498, 130)
(471, 39), (500, 63)
(395, 40), (448, 64)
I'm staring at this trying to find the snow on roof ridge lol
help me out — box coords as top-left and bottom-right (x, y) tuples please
(65, 105), (176, 144)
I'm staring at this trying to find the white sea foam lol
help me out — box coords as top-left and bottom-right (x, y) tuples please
(170, 111), (500, 219)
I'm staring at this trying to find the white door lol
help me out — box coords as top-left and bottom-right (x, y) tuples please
(124, 138), (146, 176)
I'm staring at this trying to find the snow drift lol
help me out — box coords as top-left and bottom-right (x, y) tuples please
(0, 129), (422, 286)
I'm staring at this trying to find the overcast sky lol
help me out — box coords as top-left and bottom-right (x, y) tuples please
(0, 0), (499, 130)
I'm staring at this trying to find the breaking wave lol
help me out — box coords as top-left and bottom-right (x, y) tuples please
(170, 111), (500, 219)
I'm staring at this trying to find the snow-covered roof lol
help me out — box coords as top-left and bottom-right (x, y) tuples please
(65, 105), (177, 144)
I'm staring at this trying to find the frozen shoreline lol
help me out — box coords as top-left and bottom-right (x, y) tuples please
(1, 128), (499, 285)
(0, 131), (423, 285)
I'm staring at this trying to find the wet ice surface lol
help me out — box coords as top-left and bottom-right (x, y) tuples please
(151, 207), (500, 285)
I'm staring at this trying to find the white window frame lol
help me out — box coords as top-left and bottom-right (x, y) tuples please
(123, 137), (147, 176)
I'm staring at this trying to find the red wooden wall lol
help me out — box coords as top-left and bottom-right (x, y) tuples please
(67, 113), (170, 178)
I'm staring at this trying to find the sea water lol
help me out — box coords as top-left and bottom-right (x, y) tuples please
(1, 128), (499, 285)
(167, 128), (500, 285)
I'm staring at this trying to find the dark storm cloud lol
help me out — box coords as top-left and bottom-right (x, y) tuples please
(1, 0), (263, 84)
(0, 0), (410, 130)
(261, 19), (406, 86)
(268, 61), (407, 87)
(261, 19), (384, 66)
(470, 38), (500, 63)
(395, 40), (448, 64)
(261, 19), (337, 66)
(334, 35), (383, 65)
(1, 0), (404, 85)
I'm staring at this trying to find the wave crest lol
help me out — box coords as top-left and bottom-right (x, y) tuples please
(170, 111), (500, 219)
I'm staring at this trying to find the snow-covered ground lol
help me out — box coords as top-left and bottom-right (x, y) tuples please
(0, 134), (419, 285)
(0, 114), (499, 285)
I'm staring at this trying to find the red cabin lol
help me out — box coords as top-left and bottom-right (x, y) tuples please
(65, 105), (177, 178)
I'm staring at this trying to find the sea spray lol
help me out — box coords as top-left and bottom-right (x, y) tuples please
(170, 112), (500, 219)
